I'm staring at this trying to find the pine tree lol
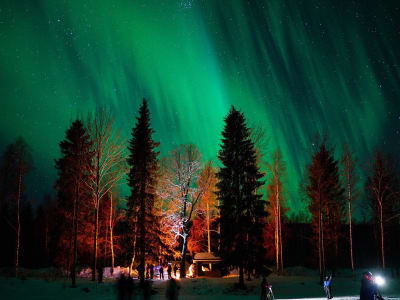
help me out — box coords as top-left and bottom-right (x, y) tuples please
(55, 120), (93, 287)
(126, 99), (160, 283)
(216, 106), (265, 287)
(306, 139), (344, 284)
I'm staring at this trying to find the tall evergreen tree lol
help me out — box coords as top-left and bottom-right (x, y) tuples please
(55, 120), (93, 287)
(216, 106), (265, 287)
(306, 138), (344, 284)
(127, 99), (160, 283)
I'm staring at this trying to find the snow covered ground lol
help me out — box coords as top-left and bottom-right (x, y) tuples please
(1, 268), (399, 300)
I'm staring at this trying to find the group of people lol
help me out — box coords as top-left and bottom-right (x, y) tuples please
(323, 271), (384, 300)
(140, 263), (180, 280)
(259, 271), (384, 300)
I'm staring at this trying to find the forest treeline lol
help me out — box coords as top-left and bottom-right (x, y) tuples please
(1, 99), (399, 287)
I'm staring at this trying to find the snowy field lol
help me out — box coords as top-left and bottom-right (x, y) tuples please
(1, 268), (400, 300)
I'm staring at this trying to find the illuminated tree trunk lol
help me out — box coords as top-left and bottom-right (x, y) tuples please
(274, 204), (279, 271)
(378, 200), (385, 270)
(207, 196), (211, 253)
(278, 201), (284, 271)
(109, 193), (115, 273)
(348, 196), (354, 272)
(206, 195), (212, 271)
(92, 201), (99, 281)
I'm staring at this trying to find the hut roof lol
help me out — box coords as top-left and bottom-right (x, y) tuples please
(193, 252), (221, 262)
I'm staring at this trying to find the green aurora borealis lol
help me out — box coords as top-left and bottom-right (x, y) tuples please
(1, 0), (399, 218)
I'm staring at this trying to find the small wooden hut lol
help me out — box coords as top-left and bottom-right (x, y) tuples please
(192, 252), (222, 277)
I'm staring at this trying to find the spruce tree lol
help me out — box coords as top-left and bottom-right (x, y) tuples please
(55, 120), (93, 287)
(127, 99), (160, 283)
(216, 106), (265, 287)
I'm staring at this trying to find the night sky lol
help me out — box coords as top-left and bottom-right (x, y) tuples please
(1, 0), (399, 218)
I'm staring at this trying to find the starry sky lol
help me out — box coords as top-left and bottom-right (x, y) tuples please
(1, 0), (399, 218)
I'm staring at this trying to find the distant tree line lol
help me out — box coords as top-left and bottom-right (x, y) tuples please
(1, 99), (399, 288)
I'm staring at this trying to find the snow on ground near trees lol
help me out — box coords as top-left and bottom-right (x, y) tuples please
(1, 268), (400, 300)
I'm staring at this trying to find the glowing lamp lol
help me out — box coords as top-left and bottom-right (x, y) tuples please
(374, 275), (385, 286)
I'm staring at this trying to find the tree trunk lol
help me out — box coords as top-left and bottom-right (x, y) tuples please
(130, 219), (137, 277)
(139, 196), (145, 284)
(91, 203), (99, 281)
(92, 150), (101, 281)
(278, 202), (284, 271)
(318, 209), (322, 284)
(321, 212), (326, 278)
(275, 185), (280, 272)
(349, 208), (354, 272)
(71, 182), (79, 288)
(207, 195), (211, 253)
(239, 262), (244, 287)
(15, 164), (22, 278)
(206, 195), (212, 270)
(180, 233), (188, 278)
(109, 193), (115, 274)
(275, 205), (278, 271)
(379, 201), (385, 270)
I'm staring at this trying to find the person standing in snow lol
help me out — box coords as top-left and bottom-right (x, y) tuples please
(323, 274), (333, 299)
(146, 264), (151, 279)
(173, 264), (179, 278)
(260, 277), (274, 300)
(360, 272), (383, 300)
(167, 264), (172, 279)
(159, 265), (164, 280)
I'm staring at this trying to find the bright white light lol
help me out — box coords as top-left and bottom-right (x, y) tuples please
(374, 275), (385, 286)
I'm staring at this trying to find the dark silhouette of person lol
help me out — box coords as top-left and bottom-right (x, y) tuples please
(126, 275), (135, 300)
(150, 264), (154, 280)
(116, 273), (127, 300)
(137, 263), (144, 281)
(146, 264), (150, 279)
(166, 278), (180, 300)
(167, 264), (172, 279)
(323, 274), (333, 299)
(260, 277), (268, 300)
(360, 272), (383, 300)
(173, 264), (179, 278)
(97, 265), (104, 283)
(159, 266), (164, 280)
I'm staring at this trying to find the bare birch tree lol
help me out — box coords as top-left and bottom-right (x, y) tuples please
(341, 144), (359, 273)
(266, 149), (287, 272)
(86, 108), (128, 281)
(366, 151), (397, 271)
